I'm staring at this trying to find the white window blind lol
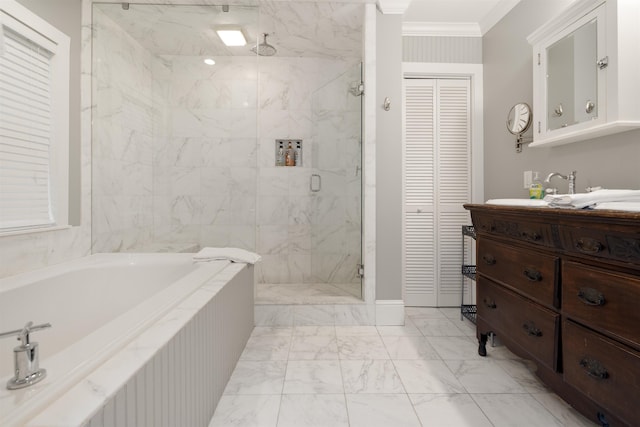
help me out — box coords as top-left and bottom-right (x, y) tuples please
(0, 25), (54, 230)
(0, 2), (69, 233)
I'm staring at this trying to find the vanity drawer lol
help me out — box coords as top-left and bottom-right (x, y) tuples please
(562, 261), (640, 349)
(563, 320), (640, 426)
(473, 213), (555, 248)
(559, 225), (640, 264)
(478, 277), (559, 371)
(478, 239), (559, 307)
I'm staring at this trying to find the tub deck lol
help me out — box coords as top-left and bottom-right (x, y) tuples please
(0, 254), (253, 427)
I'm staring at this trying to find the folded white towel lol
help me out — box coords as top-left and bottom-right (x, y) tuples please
(193, 247), (262, 264)
(544, 189), (640, 209)
(592, 202), (640, 212)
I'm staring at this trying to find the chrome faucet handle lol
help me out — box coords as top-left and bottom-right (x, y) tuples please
(0, 321), (52, 390)
(0, 322), (52, 344)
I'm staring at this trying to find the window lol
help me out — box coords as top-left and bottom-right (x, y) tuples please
(0, 1), (70, 232)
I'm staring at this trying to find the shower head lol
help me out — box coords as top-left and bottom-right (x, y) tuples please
(251, 33), (277, 57)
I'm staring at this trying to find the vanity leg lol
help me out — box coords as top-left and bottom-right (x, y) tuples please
(478, 333), (488, 357)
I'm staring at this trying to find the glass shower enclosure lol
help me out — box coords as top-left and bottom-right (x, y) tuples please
(91, 2), (363, 299)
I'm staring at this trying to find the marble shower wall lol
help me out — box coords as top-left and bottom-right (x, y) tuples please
(256, 58), (362, 285)
(153, 55), (258, 249)
(311, 66), (362, 285)
(92, 8), (163, 252)
(91, 4), (362, 286)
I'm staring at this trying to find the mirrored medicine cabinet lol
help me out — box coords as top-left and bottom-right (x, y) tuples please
(527, 0), (640, 147)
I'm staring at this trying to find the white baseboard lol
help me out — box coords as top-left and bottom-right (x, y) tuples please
(375, 300), (405, 325)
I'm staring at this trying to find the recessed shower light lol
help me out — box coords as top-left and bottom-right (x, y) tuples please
(216, 26), (247, 46)
(204, 58), (216, 65)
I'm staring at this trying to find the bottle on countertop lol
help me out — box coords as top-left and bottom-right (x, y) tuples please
(285, 141), (295, 166)
(529, 171), (545, 199)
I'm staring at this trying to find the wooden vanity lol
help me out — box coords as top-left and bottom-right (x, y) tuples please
(464, 204), (640, 427)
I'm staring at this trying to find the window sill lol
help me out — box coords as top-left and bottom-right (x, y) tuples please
(0, 225), (72, 238)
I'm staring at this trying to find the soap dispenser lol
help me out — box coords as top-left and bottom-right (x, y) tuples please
(529, 171), (544, 199)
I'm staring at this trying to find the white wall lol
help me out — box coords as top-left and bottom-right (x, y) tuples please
(375, 12), (403, 300)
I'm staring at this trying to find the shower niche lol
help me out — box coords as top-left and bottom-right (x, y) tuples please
(275, 139), (303, 167)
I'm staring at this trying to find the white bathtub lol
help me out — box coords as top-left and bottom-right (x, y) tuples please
(0, 253), (254, 426)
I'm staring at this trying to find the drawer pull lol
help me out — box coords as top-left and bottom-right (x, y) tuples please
(522, 322), (542, 337)
(523, 268), (542, 282)
(482, 254), (496, 265)
(521, 230), (541, 242)
(577, 287), (606, 306)
(483, 298), (497, 309)
(579, 357), (609, 380)
(575, 238), (604, 254)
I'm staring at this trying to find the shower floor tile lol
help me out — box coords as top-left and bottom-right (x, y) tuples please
(255, 283), (362, 304)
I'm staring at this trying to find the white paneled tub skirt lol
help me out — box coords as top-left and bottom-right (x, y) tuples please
(0, 253), (254, 426)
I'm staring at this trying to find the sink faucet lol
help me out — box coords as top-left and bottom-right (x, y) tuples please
(0, 321), (51, 389)
(544, 171), (577, 194)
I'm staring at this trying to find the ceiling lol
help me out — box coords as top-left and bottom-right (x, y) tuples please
(95, 0), (520, 58)
(96, 2), (362, 58)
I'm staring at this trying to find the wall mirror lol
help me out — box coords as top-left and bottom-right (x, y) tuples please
(507, 103), (532, 135)
(506, 103), (532, 152)
(546, 18), (598, 131)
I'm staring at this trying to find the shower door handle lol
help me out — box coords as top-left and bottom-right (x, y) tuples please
(310, 174), (321, 192)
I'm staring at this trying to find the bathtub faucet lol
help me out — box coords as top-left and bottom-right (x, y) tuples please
(0, 321), (51, 390)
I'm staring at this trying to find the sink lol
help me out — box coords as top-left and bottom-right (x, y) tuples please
(486, 199), (549, 207)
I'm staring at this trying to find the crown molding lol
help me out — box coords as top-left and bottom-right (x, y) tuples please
(402, 22), (482, 37)
(377, 0), (412, 14)
(479, 0), (522, 35)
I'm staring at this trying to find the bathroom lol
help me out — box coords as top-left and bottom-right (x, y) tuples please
(1, 0), (639, 425)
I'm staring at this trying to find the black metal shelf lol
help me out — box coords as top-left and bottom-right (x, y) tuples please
(461, 225), (477, 324)
(462, 264), (476, 281)
(461, 304), (477, 324)
(462, 225), (476, 239)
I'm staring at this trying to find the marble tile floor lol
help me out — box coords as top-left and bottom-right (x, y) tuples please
(209, 307), (597, 427)
(256, 283), (363, 305)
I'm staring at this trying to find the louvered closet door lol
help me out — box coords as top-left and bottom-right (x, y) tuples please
(403, 78), (471, 307)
